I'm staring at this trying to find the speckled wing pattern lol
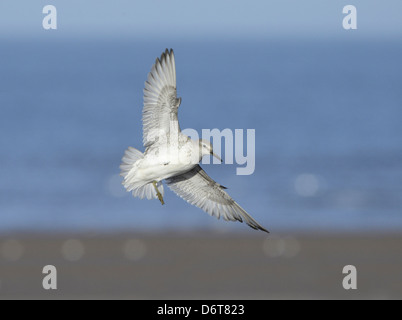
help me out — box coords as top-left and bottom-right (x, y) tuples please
(166, 165), (269, 233)
(142, 49), (182, 148)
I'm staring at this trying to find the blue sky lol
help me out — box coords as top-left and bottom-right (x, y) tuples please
(1, 0), (402, 39)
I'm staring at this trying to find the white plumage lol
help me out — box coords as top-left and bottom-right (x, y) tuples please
(120, 49), (268, 233)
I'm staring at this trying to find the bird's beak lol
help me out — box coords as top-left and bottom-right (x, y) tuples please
(211, 151), (223, 163)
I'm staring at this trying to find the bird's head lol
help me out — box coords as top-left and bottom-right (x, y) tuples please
(198, 139), (222, 162)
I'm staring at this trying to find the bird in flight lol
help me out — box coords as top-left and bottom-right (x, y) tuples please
(120, 49), (268, 233)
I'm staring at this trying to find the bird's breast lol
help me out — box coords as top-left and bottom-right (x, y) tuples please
(138, 144), (200, 182)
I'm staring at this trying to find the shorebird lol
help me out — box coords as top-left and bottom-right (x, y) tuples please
(120, 49), (268, 233)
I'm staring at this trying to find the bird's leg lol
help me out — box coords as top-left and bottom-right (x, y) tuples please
(152, 181), (165, 205)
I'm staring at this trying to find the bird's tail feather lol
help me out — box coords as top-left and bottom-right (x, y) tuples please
(120, 147), (164, 200)
(120, 146), (144, 177)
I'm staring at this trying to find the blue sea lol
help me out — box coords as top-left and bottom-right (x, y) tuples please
(1, 38), (401, 233)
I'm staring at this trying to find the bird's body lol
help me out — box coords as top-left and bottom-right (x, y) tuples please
(120, 49), (268, 233)
(129, 137), (198, 183)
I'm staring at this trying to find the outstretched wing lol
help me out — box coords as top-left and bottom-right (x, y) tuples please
(142, 49), (182, 148)
(166, 165), (269, 233)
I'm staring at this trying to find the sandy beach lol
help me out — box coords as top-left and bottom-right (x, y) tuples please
(0, 232), (401, 299)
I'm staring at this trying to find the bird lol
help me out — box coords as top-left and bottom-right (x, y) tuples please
(120, 49), (268, 233)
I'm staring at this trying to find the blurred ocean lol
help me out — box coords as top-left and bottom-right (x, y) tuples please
(1, 38), (401, 233)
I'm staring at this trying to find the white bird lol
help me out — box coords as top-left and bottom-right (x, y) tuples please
(120, 49), (268, 233)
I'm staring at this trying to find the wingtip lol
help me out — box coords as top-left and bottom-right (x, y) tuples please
(161, 48), (174, 60)
(261, 227), (270, 234)
(248, 223), (270, 234)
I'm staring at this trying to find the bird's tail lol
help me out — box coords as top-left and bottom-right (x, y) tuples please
(120, 147), (164, 200)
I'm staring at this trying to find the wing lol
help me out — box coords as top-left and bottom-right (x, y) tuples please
(166, 165), (269, 233)
(142, 49), (182, 148)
